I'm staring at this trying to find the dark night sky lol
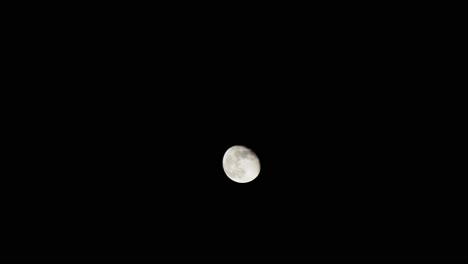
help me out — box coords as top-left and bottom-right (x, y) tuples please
(3, 3), (466, 261)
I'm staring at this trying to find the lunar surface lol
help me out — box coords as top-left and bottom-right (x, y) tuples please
(222, 145), (260, 183)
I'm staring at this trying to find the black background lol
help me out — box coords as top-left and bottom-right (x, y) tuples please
(2, 3), (466, 261)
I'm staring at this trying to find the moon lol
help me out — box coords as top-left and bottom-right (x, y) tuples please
(222, 145), (260, 183)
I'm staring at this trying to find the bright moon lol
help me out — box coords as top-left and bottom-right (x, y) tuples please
(222, 145), (260, 183)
